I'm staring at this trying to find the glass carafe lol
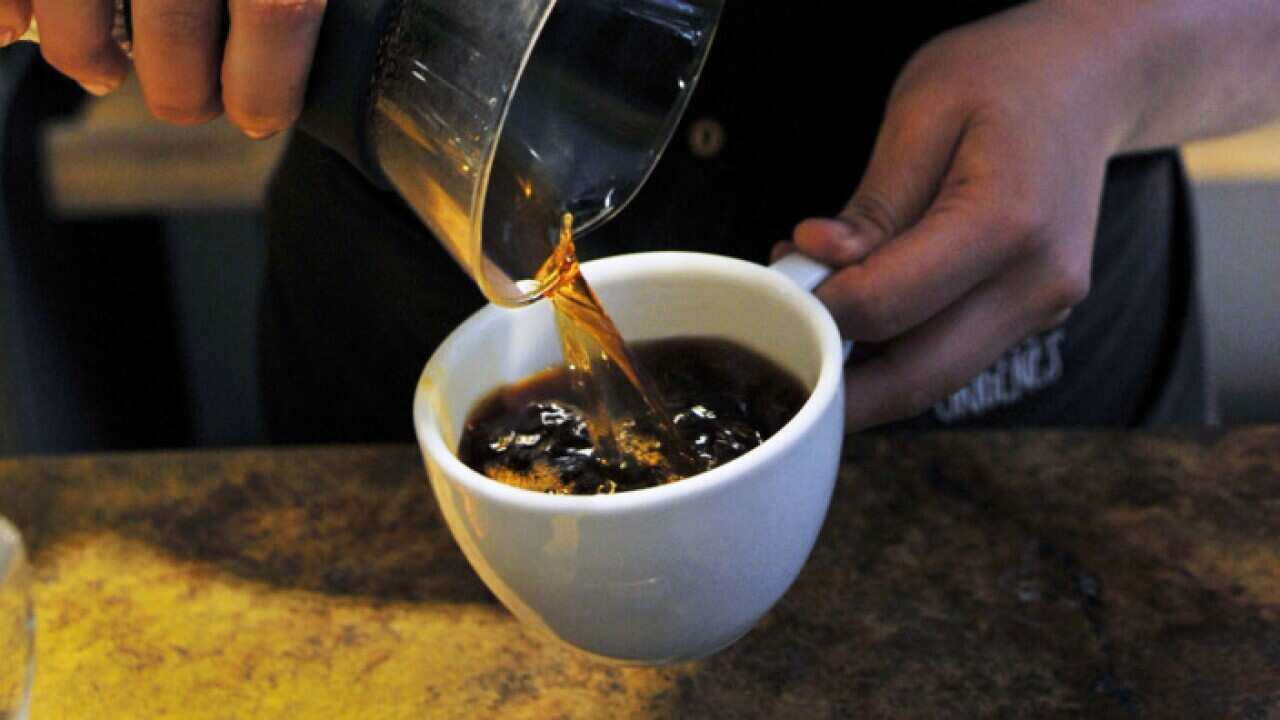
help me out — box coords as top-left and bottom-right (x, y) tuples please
(364, 0), (722, 306)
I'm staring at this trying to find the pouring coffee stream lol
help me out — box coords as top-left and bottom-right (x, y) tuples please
(538, 213), (703, 481)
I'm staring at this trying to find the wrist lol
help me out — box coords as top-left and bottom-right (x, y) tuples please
(1030, 0), (1157, 156)
(1062, 0), (1280, 152)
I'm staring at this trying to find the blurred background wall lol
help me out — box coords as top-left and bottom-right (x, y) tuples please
(1182, 128), (1280, 424)
(0, 49), (1277, 455)
(0, 51), (276, 454)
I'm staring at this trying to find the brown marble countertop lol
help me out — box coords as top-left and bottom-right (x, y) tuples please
(1, 429), (1277, 718)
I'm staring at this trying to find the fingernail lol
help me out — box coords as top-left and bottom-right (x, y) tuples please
(837, 216), (873, 240)
(0, 30), (16, 47)
(832, 225), (864, 247)
(822, 220), (867, 252)
(80, 82), (116, 97)
(244, 129), (280, 140)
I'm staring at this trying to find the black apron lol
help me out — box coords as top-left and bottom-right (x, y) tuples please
(260, 1), (1207, 443)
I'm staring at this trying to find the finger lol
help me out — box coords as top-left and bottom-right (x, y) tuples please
(793, 88), (967, 266)
(792, 218), (879, 266)
(842, 259), (1067, 431)
(0, 0), (32, 46)
(815, 118), (1063, 343)
(222, 0), (327, 139)
(132, 0), (225, 125)
(30, 0), (127, 95)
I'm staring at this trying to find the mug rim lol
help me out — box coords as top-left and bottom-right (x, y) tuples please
(413, 251), (845, 515)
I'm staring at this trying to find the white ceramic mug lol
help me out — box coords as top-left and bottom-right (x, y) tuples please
(413, 252), (845, 664)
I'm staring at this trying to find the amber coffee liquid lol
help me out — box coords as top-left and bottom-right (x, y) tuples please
(536, 215), (702, 483)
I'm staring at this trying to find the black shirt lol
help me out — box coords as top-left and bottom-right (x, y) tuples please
(260, 2), (1207, 443)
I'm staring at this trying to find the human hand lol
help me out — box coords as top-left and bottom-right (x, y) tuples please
(0, 0), (326, 138)
(777, 1), (1136, 431)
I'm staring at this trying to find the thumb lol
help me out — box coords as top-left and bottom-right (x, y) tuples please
(793, 91), (967, 266)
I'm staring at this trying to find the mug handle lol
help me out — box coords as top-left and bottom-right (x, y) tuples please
(769, 253), (854, 360)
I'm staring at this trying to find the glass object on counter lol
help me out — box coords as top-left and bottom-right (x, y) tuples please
(0, 517), (32, 720)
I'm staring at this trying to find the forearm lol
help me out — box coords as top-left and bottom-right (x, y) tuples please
(1071, 0), (1280, 152)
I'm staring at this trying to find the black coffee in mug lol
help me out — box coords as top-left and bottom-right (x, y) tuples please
(458, 337), (808, 495)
